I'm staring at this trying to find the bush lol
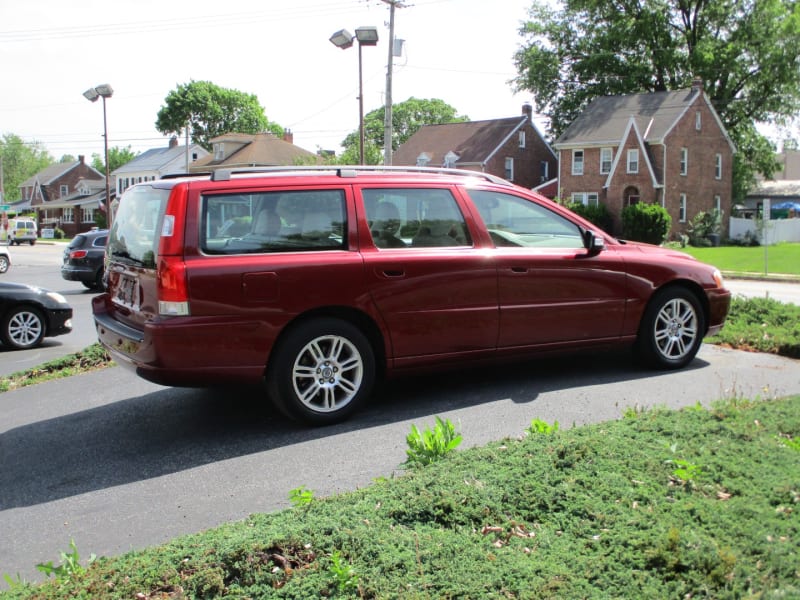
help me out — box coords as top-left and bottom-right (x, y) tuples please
(566, 202), (614, 233)
(687, 210), (722, 246)
(621, 203), (671, 244)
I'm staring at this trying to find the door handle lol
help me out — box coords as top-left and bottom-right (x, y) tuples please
(379, 269), (405, 278)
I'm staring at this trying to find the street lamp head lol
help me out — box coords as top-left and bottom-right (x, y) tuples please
(355, 26), (379, 46)
(329, 29), (354, 49)
(83, 84), (114, 102)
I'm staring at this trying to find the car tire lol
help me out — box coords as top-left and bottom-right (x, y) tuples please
(636, 287), (705, 370)
(1, 305), (46, 350)
(267, 317), (375, 425)
(30, 240), (36, 246)
(0, 255), (8, 274)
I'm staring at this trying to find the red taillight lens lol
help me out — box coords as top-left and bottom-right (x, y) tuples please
(70, 250), (89, 259)
(157, 256), (190, 316)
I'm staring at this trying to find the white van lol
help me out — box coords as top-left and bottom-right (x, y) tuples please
(8, 218), (37, 245)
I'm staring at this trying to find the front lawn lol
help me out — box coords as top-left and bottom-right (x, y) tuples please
(679, 242), (800, 276)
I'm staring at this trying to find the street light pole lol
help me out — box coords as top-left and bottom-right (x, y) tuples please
(330, 27), (378, 165)
(83, 84), (113, 227)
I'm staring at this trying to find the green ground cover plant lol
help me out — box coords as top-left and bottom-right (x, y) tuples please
(679, 243), (800, 276)
(706, 296), (800, 358)
(3, 396), (798, 599)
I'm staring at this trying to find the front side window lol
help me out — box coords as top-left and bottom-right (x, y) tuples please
(362, 188), (470, 249)
(468, 189), (584, 249)
(572, 150), (584, 175)
(202, 189), (346, 255)
(570, 192), (599, 207)
(715, 154), (722, 179)
(504, 157), (514, 181)
(60, 184), (69, 198)
(518, 131), (526, 148)
(680, 148), (688, 176)
(63, 208), (74, 223)
(627, 149), (639, 174)
(679, 193), (687, 223)
(600, 148), (612, 174)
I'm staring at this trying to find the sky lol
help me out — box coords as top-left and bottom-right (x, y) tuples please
(0, 0), (541, 163)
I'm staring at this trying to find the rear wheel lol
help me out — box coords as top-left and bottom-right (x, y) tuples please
(267, 318), (375, 425)
(637, 287), (705, 370)
(1, 306), (46, 349)
(0, 255), (9, 273)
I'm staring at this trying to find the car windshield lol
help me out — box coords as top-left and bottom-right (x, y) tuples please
(108, 185), (170, 267)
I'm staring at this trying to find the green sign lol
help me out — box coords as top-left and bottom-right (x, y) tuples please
(0, 205), (9, 211)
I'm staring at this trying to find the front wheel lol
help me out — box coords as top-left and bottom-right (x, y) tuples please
(0, 255), (9, 273)
(267, 318), (375, 425)
(1, 306), (46, 349)
(636, 287), (705, 370)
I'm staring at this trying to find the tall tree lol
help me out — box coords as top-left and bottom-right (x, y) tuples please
(155, 81), (282, 151)
(0, 134), (53, 203)
(514, 0), (800, 200)
(91, 146), (138, 174)
(341, 97), (469, 163)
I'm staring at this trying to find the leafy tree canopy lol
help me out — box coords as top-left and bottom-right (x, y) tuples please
(514, 0), (800, 200)
(341, 97), (469, 164)
(0, 133), (53, 203)
(155, 81), (283, 151)
(91, 146), (138, 174)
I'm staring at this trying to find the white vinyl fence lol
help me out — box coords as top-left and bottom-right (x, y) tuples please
(729, 217), (800, 244)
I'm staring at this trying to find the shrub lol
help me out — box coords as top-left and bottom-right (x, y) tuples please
(621, 202), (671, 244)
(566, 202), (614, 232)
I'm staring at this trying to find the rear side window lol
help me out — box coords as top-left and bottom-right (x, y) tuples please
(362, 188), (471, 248)
(202, 189), (346, 254)
(108, 186), (170, 267)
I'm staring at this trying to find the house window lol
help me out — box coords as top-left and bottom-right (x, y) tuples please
(715, 154), (722, 179)
(504, 157), (514, 181)
(679, 193), (687, 223)
(416, 153), (431, 167)
(571, 192), (599, 207)
(600, 148), (612, 174)
(214, 143), (224, 161)
(540, 160), (549, 182)
(443, 151), (459, 169)
(63, 208), (74, 223)
(714, 195), (721, 213)
(680, 148), (688, 176)
(60, 184), (69, 198)
(518, 131), (526, 148)
(627, 149), (639, 174)
(572, 150), (584, 175)
(81, 207), (94, 223)
(695, 111), (702, 130)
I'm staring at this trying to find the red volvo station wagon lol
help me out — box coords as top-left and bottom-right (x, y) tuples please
(92, 167), (730, 425)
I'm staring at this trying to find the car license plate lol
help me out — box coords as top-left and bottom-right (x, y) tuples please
(113, 275), (139, 309)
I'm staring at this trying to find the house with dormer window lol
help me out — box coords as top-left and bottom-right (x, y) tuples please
(393, 104), (558, 194)
(553, 79), (735, 237)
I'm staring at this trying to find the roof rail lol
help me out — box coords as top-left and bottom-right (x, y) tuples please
(181, 165), (513, 186)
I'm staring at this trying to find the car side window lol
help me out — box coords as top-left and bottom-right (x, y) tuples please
(467, 190), (584, 249)
(202, 190), (346, 254)
(362, 188), (471, 249)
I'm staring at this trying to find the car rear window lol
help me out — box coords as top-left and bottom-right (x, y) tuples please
(108, 186), (170, 267)
(202, 189), (346, 254)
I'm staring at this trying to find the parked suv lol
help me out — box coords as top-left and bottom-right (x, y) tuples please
(61, 229), (108, 290)
(92, 167), (730, 425)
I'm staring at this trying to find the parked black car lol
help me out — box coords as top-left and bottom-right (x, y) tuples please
(61, 229), (108, 290)
(0, 282), (73, 349)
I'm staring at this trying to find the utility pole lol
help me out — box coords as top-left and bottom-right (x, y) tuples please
(381, 0), (405, 165)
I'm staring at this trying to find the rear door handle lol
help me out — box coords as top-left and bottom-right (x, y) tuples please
(379, 269), (405, 278)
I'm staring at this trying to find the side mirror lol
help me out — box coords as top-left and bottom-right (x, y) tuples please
(583, 230), (605, 256)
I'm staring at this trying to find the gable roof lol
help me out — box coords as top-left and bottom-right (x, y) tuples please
(555, 86), (735, 152)
(20, 158), (103, 188)
(112, 140), (208, 175)
(190, 132), (317, 171)
(393, 116), (531, 167)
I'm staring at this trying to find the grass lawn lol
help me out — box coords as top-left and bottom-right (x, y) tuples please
(678, 242), (800, 276)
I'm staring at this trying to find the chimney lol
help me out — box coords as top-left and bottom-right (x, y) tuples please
(283, 129), (294, 144)
(522, 103), (533, 122)
(691, 77), (703, 92)
(169, 135), (178, 149)
(78, 154), (85, 164)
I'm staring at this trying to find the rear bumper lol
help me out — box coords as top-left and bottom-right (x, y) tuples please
(92, 295), (271, 387)
(61, 265), (95, 282)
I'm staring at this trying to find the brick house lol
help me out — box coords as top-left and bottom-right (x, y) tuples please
(553, 80), (735, 237)
(392, 104), (558, 194)
(17, 155), (106, 236)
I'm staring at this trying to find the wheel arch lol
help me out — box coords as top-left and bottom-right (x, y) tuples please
(265, 306), (387, 380)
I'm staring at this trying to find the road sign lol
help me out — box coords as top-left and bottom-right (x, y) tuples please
(0, 205), (9, 211)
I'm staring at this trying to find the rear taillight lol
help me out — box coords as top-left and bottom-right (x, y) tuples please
(157, 256), (190, 316)
(70, 250), (88, 259)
